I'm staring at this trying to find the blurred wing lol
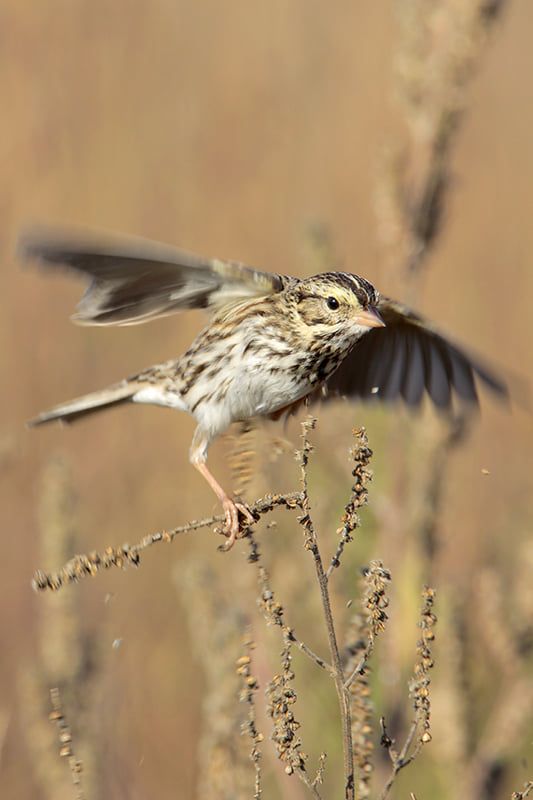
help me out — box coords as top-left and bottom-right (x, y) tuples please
(19, 226), (286, 326)
(322, 297), (508, 410)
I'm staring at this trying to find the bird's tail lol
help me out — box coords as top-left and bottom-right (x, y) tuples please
(27, 381), (140, 427)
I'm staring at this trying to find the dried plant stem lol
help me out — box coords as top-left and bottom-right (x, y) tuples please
(344, 564), (391, 800)
(48, 688), (84, 800)
(378, 721), (419, 800)
(21, 458), (102, 800)
(289, 633), (332, 675)
(378, 586), (436, 800)
(298, 418), (355, 800)
(326, 428), (372, 580)
(32, 491), (303, 592)
(378, 0), (509, 292)
(270, 629), (323, 800)
(344, 653), (370, 695)
(344, 562), (391, 693)
(313, 545), (354, 800)
(512, 782), (533, 800)
(297, 766), (323, 798)
(247, 528), (333, 677)
(237, 637), (263, 800)
(248, 530), (323, 798)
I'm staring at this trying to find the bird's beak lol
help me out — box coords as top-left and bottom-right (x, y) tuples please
(355, 307), (386, 328)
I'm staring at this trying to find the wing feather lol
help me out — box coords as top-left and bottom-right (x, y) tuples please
(425, 338), (452, 408)
(322, 296), (507, 411)
(380, 329), (405, 401)
(401, 334), (425, 405)
(19, 226), (285, 326)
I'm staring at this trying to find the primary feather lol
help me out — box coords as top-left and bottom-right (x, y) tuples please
(19, 226), (285, 325)
(322, 297), (508, 408)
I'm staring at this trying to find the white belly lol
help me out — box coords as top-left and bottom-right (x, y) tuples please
(189, 343), (308, 438)
(132, 318), (313, 447)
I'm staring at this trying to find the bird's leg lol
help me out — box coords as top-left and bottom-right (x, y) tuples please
(193, 461), (255, 550)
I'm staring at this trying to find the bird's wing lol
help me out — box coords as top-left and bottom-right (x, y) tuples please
(19, 226), (286, 326)
(321, 297), (508, 409)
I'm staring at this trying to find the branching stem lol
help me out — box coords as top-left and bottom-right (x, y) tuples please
(32, 491), (303, 592)
(298, 420), (355, 800)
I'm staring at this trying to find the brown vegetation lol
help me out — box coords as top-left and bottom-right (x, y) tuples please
(1, 2), (533, 798)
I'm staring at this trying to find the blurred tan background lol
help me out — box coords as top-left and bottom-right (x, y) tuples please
(1, 2), (532, 798)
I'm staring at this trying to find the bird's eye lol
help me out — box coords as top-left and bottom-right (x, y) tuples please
(326, 296), (340, 310)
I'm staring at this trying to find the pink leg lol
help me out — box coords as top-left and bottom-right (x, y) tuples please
(194, 461), (255, 550)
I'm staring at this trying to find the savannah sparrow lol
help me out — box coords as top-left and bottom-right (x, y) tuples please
(22, 227), (506, 547)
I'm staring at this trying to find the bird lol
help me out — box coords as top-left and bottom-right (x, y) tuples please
(21, 226), (507, 548)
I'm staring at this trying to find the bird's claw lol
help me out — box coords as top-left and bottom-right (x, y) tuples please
(217, 499), (255, 552)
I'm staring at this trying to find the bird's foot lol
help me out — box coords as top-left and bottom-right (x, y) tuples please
(218, 498), (255, 552)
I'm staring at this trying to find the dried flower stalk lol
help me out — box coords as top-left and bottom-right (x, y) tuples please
(237, 637), (263, 800)
(327, 429), (373, 579)
(379, 586), (437, 800)
(48, 688), (84, 800)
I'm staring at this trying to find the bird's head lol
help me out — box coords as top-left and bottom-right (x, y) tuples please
(286, 272), (385, 345)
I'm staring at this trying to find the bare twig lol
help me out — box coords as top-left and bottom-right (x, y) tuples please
(248, 530), (333, 676)
(297, 417), (355, 800)
(32, 491), (303, 592)
(312, 752), (328, 791)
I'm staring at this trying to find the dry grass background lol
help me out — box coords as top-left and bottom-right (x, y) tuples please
(1, 2), (533, 798)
